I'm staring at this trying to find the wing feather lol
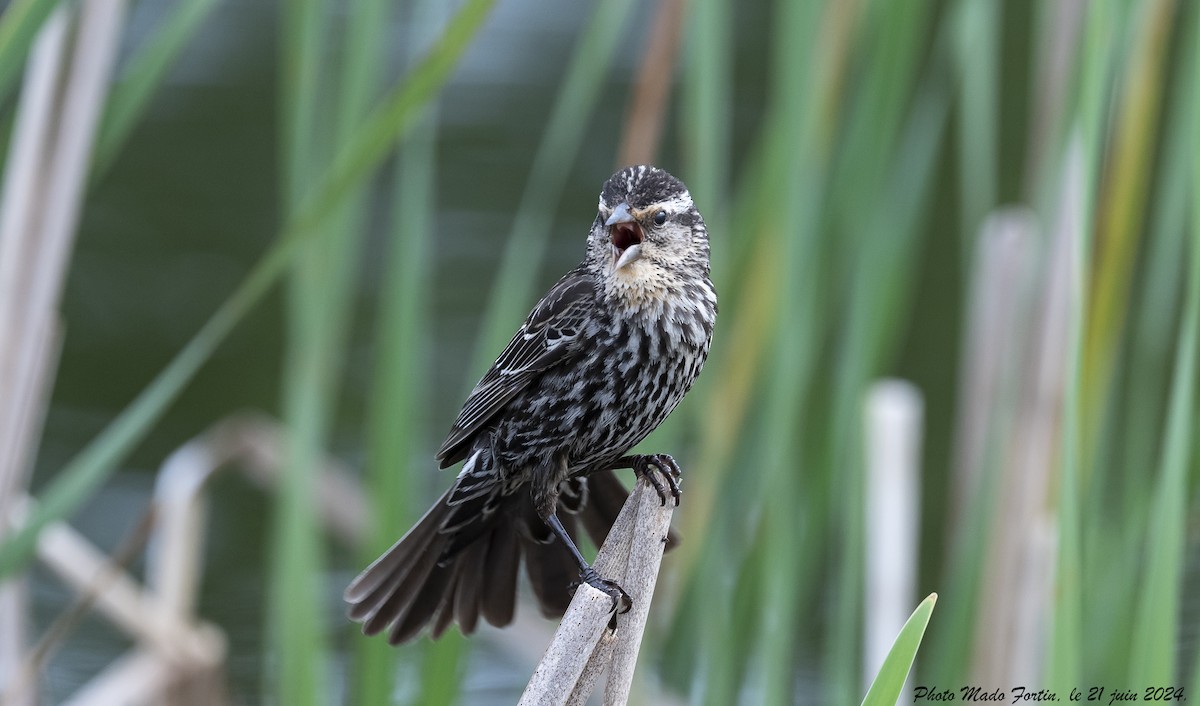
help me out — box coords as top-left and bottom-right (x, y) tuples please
(435, 268), (595, 467)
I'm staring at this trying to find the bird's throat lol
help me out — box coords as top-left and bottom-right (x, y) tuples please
(605, 259), (671, 308)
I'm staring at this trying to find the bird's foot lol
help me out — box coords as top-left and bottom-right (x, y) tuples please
(631, 454), (682, 506)
(570, 567), (632, 614)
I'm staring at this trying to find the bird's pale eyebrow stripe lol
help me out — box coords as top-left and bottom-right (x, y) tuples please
(652, 193), (693, 213)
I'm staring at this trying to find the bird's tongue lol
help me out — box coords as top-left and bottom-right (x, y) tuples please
(611, 222), (642, 254)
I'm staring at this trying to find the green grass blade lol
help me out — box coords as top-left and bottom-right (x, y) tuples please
(354, 6), (442, 702)
(681, 0), (729, 222)
(419, 635), (468, 706)
(466, 0), (639, 378)
(817, 0), (941, 694)
(659, 0), (729, 659)
(0, 0), (495, 579)
(268, 0), (348, 696)
(1082, 0), (1173, 465)
(826, 81), (949, 703)
(1192, 613), (1200, 706)
(748, 0), (831, 700)
(279, 0), (324, 210)
(1127, 0), (1200, 684)
(355, 114), (439, 705)
(953, 0), (998, 252)
(0, 0), (63, 99)
(1127, 182), (1198, 685)
(1049, 0), (1116, 693)
(289, 0), (491, 236)
(91, 0), (222, 176)
(268, 0), (337, 698)
(829, 0), (932, 222)
(860, 593), (937, 706)
(1116, 2), (1195, 528)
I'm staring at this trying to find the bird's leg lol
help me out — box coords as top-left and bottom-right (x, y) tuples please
(610, 454), (682, 506)
(543, 512), (631, 614)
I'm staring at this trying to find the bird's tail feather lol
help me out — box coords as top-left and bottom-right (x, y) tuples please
(344, 468), (644, 644)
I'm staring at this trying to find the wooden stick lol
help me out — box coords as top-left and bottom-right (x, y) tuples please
(520, 479), (674, 705)
(603, 481), (674, 705)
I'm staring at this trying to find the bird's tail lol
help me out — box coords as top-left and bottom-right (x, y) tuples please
(343, 467), (640, 644)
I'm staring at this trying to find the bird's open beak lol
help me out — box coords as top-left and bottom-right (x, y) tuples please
(606, 203), (643, 270)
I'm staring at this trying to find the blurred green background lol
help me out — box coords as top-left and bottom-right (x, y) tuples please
(2, 0), (1199, 703)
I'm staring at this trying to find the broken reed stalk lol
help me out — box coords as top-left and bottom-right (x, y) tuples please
(0, 2), (127, 702)
(520, 478), (674, 706)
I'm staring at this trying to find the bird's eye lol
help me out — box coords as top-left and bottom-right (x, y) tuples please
(653, 210), (667, 226)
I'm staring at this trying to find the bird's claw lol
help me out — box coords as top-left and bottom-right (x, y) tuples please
(570, 567), (632, 614)
(632, 454), (682, 507)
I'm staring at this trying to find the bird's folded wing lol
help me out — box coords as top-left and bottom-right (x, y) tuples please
(435, 267), (596, 467)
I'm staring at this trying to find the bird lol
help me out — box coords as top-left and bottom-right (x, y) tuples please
(344, 165), (717, 644)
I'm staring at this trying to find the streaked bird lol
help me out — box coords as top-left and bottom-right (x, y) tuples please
(345, 165), (717, 643)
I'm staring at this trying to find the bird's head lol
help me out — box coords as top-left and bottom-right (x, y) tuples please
(587, 166), (709, 302)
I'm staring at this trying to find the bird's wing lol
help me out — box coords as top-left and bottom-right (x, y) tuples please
(435, 267), (596, 467)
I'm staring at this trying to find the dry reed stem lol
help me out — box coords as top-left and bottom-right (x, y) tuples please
(602, 478), (674, 705)
(950, 210), (1038, 531)
(0, 2), (127, 702)
(520, 479), (674, 706)
(970, 139), (1084, 689)
(0, 15), (72, 699)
